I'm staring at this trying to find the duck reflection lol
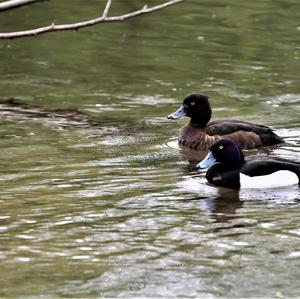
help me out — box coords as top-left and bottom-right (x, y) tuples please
(210, 190), (243, 222)
(180, 164), (242, 222)
(193, 188), (243, 222)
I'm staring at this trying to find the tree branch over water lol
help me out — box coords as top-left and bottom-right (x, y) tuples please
(0, 0), (45, 12)
(0, 0), (184, 39)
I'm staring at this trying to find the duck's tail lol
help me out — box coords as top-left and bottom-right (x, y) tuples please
(260, 131), (285, 146)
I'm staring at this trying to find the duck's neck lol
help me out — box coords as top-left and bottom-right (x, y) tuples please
(189, 110), (211, 128)
(189, 119), (208, 128)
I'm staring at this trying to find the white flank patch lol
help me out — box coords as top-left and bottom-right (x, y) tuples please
(240, 170), (299, 189)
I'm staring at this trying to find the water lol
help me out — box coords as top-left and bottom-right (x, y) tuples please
(0, 0), (300, 297)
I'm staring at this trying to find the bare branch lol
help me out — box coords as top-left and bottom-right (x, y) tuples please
(0, 0), (45, 11)
(102, 0), (112, 18)
(0, 0), (184, 39)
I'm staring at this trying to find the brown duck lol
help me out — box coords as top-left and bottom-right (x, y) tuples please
(167, 93), (284, 150)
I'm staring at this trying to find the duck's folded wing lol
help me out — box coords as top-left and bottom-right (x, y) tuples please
(206, 119), (274, 135)
(205, 120), (284, 146)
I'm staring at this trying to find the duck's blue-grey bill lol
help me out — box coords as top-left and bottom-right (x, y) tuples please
(167, 106), (186, 120)
(196, 151), (216, 169)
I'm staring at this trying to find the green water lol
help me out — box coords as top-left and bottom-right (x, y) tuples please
(0, 0), (300, 297)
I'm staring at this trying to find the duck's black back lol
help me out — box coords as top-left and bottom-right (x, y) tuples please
(242, 156), (300, 182)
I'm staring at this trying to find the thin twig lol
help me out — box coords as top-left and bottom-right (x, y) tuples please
(0, 0), (45, 11)
(102, 0), (112, 18)
(0, 0), (184, 39)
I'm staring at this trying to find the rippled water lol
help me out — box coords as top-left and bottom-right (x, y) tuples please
(0, 0), (300, 297)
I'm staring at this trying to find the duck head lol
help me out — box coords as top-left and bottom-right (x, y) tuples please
(167, 93), (212, 127)
(196, 139), (245, 169)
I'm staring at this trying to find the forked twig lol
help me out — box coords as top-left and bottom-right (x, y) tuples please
(102, 0), (112, 18)
(0, 0), (184, 39)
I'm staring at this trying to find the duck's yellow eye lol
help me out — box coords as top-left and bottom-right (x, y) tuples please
(191, 102), (195, 106)
(219, 145), (224, 150)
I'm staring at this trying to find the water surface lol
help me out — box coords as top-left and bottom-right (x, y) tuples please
(0, 0), (300, 297)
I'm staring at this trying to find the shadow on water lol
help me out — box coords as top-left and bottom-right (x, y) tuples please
(185, 183), (300, 223)
(0, 98), (121, 133)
